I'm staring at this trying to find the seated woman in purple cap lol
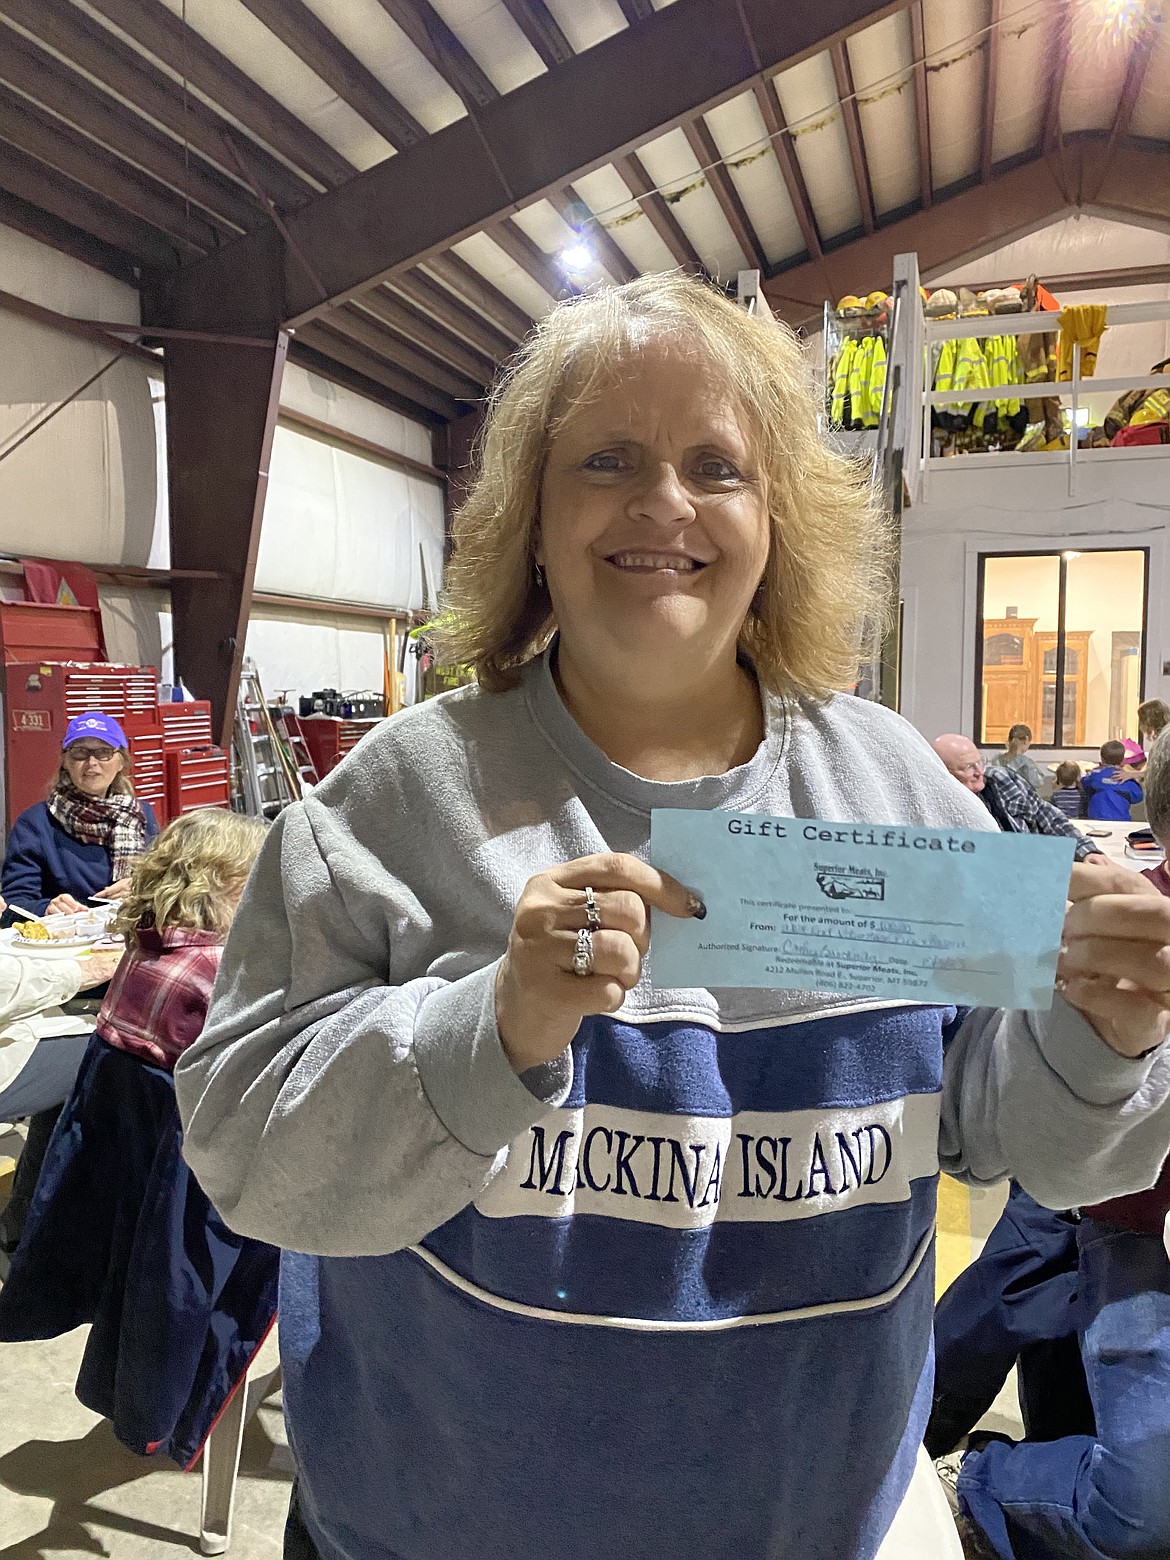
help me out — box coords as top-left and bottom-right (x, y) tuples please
(2, 711), (159, 918)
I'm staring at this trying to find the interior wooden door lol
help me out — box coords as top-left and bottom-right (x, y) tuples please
(981, 618), (1037, 743)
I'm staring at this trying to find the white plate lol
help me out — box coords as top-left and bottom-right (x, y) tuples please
(12, 934), (122, 953)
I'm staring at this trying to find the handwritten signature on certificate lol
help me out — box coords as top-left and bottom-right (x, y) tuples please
(650, 811), (1075, 1010)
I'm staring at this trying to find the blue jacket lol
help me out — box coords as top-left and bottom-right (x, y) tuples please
(2, 800), (159, 916)
(1081, 768), (1143, 821)
(0, 1035), (278, 1468)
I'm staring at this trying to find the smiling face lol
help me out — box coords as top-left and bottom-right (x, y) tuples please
(536, 337), (771, 693)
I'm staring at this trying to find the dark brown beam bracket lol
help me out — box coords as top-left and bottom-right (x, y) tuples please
(165, 332), (289, 746)
(235, 0), (426, 150)
(683, 116), (768, 272)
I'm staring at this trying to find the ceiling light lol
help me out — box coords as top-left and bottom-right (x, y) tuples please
(559, 243), (593, 275)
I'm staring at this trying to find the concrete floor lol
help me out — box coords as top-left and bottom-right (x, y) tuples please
(0, 1324), (292, 1557)
(0, 1159), (1021, 1559)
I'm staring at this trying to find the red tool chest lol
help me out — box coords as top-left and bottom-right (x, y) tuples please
(158, 701), (214, 751)
(122, 717), (168, 829)
(3, 661), (160, 827)
(165, 746), (231, 816)
(299, 716), (382, 779)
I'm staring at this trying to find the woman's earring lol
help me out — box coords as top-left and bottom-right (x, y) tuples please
(534, 561), (545, 590)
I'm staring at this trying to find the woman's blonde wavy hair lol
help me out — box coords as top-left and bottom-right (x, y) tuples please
(111, 808), (267, 939)
(439, 272), (890, 700)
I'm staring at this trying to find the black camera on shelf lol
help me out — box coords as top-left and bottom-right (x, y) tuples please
(298, 689), (384, 720)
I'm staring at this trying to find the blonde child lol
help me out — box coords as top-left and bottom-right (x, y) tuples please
(1049, 761), (1083, 819)
(99, 809), (266, 1070)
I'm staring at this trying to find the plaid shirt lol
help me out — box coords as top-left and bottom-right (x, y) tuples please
(983, 765), (1099, 861)
(96, 926), (224, 1072)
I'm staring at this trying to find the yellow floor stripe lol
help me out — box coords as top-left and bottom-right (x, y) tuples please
(936, 1174), (974, 1299)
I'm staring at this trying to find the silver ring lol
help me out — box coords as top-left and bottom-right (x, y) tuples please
(584, 886), (601, 932)
(572, 927), (594, 977)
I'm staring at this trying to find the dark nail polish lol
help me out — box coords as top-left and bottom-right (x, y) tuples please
(688, 895), (707, 920)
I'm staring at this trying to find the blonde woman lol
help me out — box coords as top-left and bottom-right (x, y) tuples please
(985, 723), (1048, 792)
(177, 276), (1170, 1560)
(0, 808), (271, 1467)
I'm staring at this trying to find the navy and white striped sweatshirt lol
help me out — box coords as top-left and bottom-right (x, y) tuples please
(177, 651), (1170, 1560)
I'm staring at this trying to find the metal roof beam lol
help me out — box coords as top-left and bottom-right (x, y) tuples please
(235, 0), (426, 150)
(1042, 0), (1073, 152)
(389, 268), (519, 360)
(909, 1), (931, 207)
(424, 252), (534, 341)
(0, 0), (314, 209)
(82, 0), (354, 188)
(0, 83), (215, 253)
(617, 150), (704, 271)
(980, 0), (1001, 182)
(498, 0), (573, 69)
(373, 0), (499, 109)
(150, 0), (909, 332)
(616, 0), (656, 21)
(361, 286), (499, 383)
(0, 171), (152, 281)
(762, 137), (1170, 326)
(488, 217), (575, 300)
(288, 338), (445, 424)
(296, 321), (461, 420)
(830, 40), (875, 233)
(683, 115), (768, 271)
(751, 77), (823, 261)
(0, 25), (262, 234)
(329, 302), (486, 401)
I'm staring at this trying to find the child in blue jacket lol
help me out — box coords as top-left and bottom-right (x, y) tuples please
(1082, 740), (1143, 820)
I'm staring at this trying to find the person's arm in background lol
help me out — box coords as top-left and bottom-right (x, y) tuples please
(1021, 754), (1048, 791)
(941, 863), (1170, 1207)
(0, 952), (84, 1027)
(0, 814), (52, 918)
(175, 800), (572, 1258)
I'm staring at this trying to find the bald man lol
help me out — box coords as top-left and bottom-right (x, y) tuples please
(932, 734), (1104, 864)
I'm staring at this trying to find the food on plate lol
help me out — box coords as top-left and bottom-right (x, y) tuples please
(14, 920), (51, 941)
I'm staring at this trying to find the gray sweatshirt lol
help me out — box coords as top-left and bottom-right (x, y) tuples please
(176, 651), (1170, 1560)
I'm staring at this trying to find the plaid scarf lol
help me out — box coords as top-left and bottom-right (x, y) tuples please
(48, 779), (148, 880)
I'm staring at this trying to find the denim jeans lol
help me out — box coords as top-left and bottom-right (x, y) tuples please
(926, 1181), (1094, 1458)
(959, 1219), (1170, 1560)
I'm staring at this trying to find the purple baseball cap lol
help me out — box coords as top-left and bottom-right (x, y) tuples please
(62, 711), (129, 751)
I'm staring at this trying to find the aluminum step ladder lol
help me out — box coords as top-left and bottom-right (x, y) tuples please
(233, 660), (301, 818)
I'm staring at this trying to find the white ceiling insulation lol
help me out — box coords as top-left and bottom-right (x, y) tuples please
(634, 126), (748, 279)
(1060, 0), (1137, 134)
(703, 92), (808, 264)
(992, 0), (1052, 163)
(772, 55), (862, 240)
(426, 0), (547, 93)
(1133, 16), (1170, 139)
(451, 230), (555, 318)
(847, 9), (921, 216)
(542, 0), (628, 53)
(304, 0), (467, 134)
(923, 0), (986, 191)
(151, 0), (394, 169)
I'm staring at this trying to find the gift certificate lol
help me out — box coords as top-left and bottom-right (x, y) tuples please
(650, 810), (1075, 1010)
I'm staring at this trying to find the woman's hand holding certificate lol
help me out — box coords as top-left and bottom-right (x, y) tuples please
(1059, 860), (1170, 1058)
